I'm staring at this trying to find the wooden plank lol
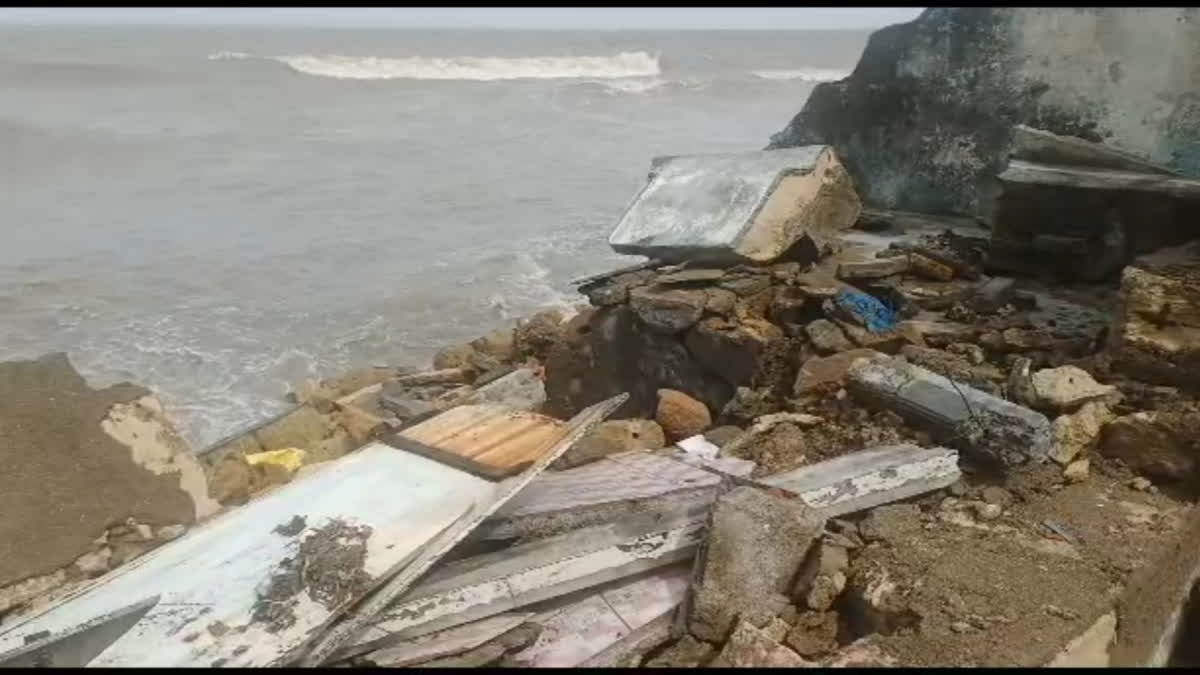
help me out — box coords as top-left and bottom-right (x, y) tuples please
(360, 613), (533, 667)
(510, 566), (690, 667)
(0, 444), (494, 668)
(762, 444), (961, 517)
(297, 394), (628, 667)
(397, 405), (567, 473)
(998, 160), (1200, 199)
(332, 504), (706, 661)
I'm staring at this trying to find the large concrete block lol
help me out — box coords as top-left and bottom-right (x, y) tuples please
(608, 147), (861, 265)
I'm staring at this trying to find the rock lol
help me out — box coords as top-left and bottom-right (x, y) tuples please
(629, 286), (708, 334)
(767, 8), (1200, 218)
(608, 147), (862, 265)
(1099, 411), (1200, 481)
(804, 319), (854, 354)
(823, 638), (898, 667)
(1029, 366), (1119, 413)
(208, 455), (255, 506)
(580, 269), (658, 307)
(644, 636), (716, 668)
(1050, 401), (1114, 465)
(704, 288), (739, 316)
(432, 343), (478, 371)
(1108, 242), (1200, 391)
(515, 309), (565, 362)
(859, 503), (923, 544)
(655, 389), (712, 443)
(1007, 356), (1039, 408)
(718, 386), (781, 425)
(685, 317), (783, 387)
(784, 611), (840, 657)
(793, 349), (882, 396)
(805, 572), (847, 612)
(711, 619), (815, 668)
(1063, 458), (1090, 483)
(980, 486), (1014, 508)
(559, 419), (666, 469)
(253, 404), (331, 453)
(793, 541), (850, 607)
(909, 252), (956, 281)
(470, 327), (517, 363)
(762, 617), (792, 643)
(460, 368), (546, 412)
(1130, 477), (1153, 491)
(704, 425), (745, 448)
(155, 524), (187, 542)
(689, 487), (825, 643)
(947, 342), (986, 365)
(74, 547), (112, 578)
(378, 383), (436, 420)
(0, 570), (67, 616)
(974, 502), (1004, 520)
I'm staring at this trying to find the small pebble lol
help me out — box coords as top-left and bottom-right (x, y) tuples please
(950, 621), (973, 634)
(975, 503), (1003, 521)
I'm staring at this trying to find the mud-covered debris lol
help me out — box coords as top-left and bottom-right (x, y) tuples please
(273, 516), (307, 538)
(252, 519), (374, 634)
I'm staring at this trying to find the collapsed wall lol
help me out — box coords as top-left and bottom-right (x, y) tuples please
(767, 7), (1200, 217)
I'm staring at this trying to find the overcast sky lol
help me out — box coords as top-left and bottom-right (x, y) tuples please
(0, 7), (925, 30)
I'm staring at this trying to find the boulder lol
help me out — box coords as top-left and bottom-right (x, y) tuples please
(793, 348), (882, 396)
(655, 389), (711, 443)
(1050, 401), (1114, 465)
(1099, 411), (1200, 481)
(515, 309), (565, 362)
(208, 454), (255, 506)
(432, 343), (478, 371)
(470, 327), (517, 363)
(689, 486), (824, 643)
(608, 147), (862, 265)
(685, 317), (783, 387)
(558, 419), (666, 469)
(1108, 242), (1200, 391)
(768, 8), (1200, 218)
(1029, 366), (1119, 413)
(579, 269), (658, 307)
(629, 286), (707, 334)
(253, 404), (331, 452)
(804, 319), (854, 354)
(785, 611), (840, 658)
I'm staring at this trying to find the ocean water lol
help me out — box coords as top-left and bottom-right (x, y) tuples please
(0, 26), (870, 448)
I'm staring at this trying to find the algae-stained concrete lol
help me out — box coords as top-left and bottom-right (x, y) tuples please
(0, 353), (205, 587)
(769, 8), (1200, 217)
(608, 146), (861, 264)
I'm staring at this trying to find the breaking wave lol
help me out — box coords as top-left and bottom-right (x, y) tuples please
(750, 67), (849, 82)
(209, 50), (661, 81)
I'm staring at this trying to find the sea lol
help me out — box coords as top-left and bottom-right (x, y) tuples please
(0, 26), (871, 448)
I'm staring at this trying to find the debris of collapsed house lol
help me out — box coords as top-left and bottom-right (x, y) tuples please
(4, 123), (1200, 667)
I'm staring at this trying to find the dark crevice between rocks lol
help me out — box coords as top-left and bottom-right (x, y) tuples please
(1169, 580), (1200, 666)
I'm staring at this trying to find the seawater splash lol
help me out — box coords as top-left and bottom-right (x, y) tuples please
(209, 50), (661, 81)
(750, 67), (850, 82)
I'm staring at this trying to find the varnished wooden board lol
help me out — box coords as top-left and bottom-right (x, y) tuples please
(397, 404), (567, 474)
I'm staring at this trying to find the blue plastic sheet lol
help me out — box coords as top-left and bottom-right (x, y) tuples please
(834, 289), (897, 333)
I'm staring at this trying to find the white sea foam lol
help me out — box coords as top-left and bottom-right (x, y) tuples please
(209, 50), (662, 81)
(750, 67), (850, 82)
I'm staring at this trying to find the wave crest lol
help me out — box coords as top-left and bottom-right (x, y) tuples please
(751, 67), (849, 82)
(209, 50), (661, 81)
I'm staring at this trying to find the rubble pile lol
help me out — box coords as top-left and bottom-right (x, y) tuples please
(5, 83), (1200, 671)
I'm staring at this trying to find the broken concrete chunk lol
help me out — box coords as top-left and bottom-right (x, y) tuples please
(848, 355), (1054, 467)
(608, 146), (861, 265)
(655, 389), (712, 443)
(1011, 125), (1179, 176)
(1030, 366), (1119, 413)
(689, 486), (824, 643)
(785, 611), (840, 657)
(711, 619), (815, 667)
(762, 444), (960, 518)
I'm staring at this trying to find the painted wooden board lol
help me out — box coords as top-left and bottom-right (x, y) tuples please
(0, 444), (490, 668)
(510, 565), (690, 667)
(297, 394), (627, 666)
(397, 404), (566, 475)
(361, 612), (534, 667)
(334, 503), (706, 661)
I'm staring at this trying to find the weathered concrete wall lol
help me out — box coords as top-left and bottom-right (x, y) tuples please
(768, 8), (1200, 217)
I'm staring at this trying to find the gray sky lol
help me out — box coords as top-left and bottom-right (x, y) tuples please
(0, 7), (925, 30)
